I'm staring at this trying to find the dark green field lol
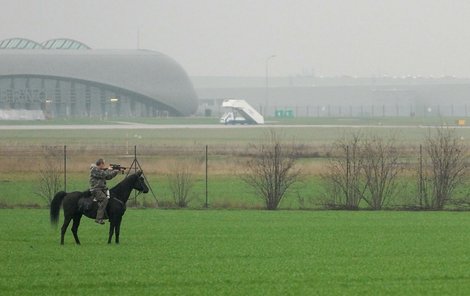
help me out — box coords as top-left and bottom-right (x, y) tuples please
(2, 209), (470, 295)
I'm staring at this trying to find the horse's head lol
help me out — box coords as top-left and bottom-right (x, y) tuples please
(133, 170), (149, 193)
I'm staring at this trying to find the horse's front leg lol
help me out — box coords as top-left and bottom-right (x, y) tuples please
(108, 219), (115, 244)
(115, 216), (123, 244)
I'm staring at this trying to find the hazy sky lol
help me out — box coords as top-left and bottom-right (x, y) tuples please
(2, 0), (470, 77)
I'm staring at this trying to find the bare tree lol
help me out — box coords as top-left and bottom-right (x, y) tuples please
(242, 130), (300, 210)
(36, 146), (63, 207)
(322, 132), (366, 210)
(418, 128), (467, 210)
(167, 160), (197, 208)
(361, 135), (402, 210)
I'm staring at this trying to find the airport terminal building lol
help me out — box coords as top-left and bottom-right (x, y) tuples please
(0, 38), (198, 119)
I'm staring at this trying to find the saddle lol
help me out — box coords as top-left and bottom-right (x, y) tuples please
(77, 190), (109, 219)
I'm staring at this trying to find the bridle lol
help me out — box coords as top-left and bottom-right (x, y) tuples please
(112, 177), (147, 205)
(131, 177), (147, 199)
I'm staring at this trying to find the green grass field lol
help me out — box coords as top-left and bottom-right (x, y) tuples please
(2, 209), (470, 295)
(0, 173), (326, 209)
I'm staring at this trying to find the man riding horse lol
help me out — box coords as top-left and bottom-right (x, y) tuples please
(90, 158), (121, 224)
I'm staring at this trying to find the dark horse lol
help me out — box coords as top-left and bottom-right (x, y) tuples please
(50, 171), (149, 245)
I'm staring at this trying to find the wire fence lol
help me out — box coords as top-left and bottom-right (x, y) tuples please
(1, 144), (212, 208)
(2, 140), (470, 210)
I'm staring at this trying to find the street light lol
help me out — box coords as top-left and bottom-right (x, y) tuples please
(265, 54), (276, 117)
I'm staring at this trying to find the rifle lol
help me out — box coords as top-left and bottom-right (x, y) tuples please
(110, 164), (127, 174)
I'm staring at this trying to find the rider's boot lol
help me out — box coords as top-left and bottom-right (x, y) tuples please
(95, 199), (108, 225)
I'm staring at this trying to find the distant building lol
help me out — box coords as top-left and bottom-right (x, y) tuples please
(0, 38), (198, 119)
(192, 75), (470, 118)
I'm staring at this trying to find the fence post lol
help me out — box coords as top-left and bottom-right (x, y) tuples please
(418, 144), (423, 208)
(64, 145), (67, 192)
(346, 145), (350, 202)
(134, 145), (137, 205)
(205, 145), (208, 208)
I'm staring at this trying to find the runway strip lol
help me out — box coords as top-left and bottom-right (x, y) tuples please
(0, 124), (463, 130)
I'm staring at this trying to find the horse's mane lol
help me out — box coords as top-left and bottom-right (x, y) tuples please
(110, 173), (139, 194)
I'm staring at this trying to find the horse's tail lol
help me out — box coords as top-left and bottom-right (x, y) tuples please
(50, 191), (67, 225)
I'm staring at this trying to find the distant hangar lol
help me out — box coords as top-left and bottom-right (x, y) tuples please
(0, 38), (198, 118)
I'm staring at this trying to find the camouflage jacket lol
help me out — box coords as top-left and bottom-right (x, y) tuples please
(89, 165), (118, 191)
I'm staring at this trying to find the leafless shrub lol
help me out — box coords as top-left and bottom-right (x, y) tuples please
(417, 128), (467, 210)
(241, 130), (300, 210)
(167, 160), (199, 208)
(35, 146), (63, 207)
(322, 132), (366, 210)
(361, 135), (402, 210)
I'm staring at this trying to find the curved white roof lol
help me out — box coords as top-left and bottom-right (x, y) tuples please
(0, 49), (198, 115)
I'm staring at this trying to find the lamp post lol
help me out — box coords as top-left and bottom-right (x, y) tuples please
(265, 55), (276, 117)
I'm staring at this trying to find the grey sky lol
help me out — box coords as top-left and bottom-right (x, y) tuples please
(1, 0), (470, 77)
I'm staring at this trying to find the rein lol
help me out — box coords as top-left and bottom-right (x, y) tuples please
(112, 197), (125, 206)
(109, 173), (146, 206)
(112, 189), (144, 206)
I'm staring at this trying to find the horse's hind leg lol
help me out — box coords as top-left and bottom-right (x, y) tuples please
(60, 215), (72, 245)
(71, 214), (82, 245)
